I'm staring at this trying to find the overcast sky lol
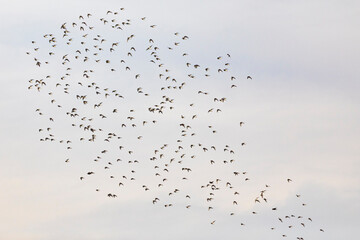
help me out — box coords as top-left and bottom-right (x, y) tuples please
(0, 0), (359, 240)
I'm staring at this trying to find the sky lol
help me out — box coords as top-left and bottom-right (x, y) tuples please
(0, 0), (359, 239)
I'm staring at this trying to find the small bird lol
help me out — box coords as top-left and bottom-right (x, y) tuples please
(26, 12), (323, 234)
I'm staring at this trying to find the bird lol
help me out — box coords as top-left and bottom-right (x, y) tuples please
(25, 10), (323, 236)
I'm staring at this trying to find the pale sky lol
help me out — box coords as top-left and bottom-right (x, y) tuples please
(0, 0), (359, 239)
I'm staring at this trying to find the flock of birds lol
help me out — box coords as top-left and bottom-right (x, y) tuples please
(26, 9), (324, 239)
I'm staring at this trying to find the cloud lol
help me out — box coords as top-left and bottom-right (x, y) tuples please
(0, 0), (359, 239)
